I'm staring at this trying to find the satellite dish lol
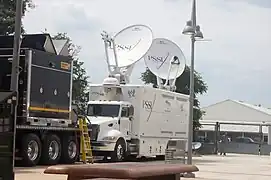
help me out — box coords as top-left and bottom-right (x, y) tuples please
(101, 24), (153, 84)
(113, 24), (153, 67)
(192, 142), (202, 150)
(144, 38), (186, 91)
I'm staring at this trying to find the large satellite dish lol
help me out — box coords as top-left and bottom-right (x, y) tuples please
(144, 38), (186, 91)
(113, 25), (153, 67)
(101, 24), (153, 84)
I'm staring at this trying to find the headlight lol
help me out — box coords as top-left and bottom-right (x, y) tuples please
(102, 136), (118, 141)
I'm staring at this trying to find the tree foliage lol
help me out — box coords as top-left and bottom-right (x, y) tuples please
(0, 0), (34, 35)
(52, 33), (89, 113)
(141, 66), (208, 130)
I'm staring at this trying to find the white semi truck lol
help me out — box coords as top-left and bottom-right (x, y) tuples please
(86, 78), (189, 161)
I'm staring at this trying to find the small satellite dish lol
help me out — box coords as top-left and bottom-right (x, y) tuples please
(144, 38), (186, 91)
(192, 142), (202, 150)
(101, 24), (153, 84)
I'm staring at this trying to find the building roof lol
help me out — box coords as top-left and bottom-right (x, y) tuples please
(200, 99), (271, 133)
(231, 100), (271, 117)
(204, 99), (271, 115)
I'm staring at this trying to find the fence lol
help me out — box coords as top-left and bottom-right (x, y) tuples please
(195, 122), (271, 155)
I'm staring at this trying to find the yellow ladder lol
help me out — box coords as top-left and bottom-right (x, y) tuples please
(78, 116), (94, 164)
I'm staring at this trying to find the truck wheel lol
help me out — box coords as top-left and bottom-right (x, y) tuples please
(111, 139), (126, 162)
(21, 133), (42, 166)
(41, 134), (61, 165)
(60, 136), (79, 164)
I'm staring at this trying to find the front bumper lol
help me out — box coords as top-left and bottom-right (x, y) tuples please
(91, 141), (116, 151)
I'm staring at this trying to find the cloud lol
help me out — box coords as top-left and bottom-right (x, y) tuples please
(23, 0), (271, 107)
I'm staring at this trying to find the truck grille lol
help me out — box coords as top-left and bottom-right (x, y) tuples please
(89, 124), (99, 141)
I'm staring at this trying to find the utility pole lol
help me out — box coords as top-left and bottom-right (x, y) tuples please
(11, 0), (23, 170)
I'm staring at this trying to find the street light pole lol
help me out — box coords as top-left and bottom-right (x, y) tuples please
(182, 0), (204, 170)
(11, 0), (23, 169)
(187, 34), (195, 165)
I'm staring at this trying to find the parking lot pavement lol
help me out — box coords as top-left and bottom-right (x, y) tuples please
(15, 154), (271, 180)
(192, 154), (271, 180)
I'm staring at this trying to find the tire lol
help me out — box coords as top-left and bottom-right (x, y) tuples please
(111, 139), (126, 162)
(20, 133), (42, 166)
(41, 134), (61, 165)
(60, 135), (79, 164)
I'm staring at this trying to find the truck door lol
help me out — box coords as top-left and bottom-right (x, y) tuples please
(119, 106), (131, 139)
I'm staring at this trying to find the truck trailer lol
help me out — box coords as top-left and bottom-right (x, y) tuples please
(86, 79), (190, 161)
(0, 34), (90, 166)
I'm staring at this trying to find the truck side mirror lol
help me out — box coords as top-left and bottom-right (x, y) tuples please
(118, 119), (120, 124)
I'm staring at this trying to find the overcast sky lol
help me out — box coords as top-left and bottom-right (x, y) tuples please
(23, 0), (271, 107)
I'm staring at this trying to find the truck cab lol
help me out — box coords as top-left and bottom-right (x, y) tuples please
(87, 100), (135, 161)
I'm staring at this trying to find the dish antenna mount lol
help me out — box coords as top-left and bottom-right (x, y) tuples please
(144, 38), (186, 91)
(101, 24), (153, 84)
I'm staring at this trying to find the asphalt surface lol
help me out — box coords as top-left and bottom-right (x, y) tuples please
(15, 154), (271, 180)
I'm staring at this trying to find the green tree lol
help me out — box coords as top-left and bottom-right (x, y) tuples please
(141, 66), (208, 130)
(0, 0), (35, 35)
(52, 33), (89, 113)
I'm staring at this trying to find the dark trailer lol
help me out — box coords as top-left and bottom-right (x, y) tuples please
(0, 34), (83, 166)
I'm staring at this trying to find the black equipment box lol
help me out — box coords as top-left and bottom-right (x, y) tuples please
(0, 91), (16, 180)
(0, 34), (72, 121)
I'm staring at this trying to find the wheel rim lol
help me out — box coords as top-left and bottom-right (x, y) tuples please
(68, 141), (77, 159)
(48, 140), (59, 160)
(116, 144), (124, 160)
(27, 140), (39, 161)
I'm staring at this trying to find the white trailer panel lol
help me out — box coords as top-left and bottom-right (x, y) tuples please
(89, 84), (189, 157)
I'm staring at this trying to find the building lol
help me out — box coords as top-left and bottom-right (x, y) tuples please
(198, 99), (271, 144)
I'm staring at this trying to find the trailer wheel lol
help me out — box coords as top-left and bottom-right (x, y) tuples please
(21, 133), (42, 166)
(111, 139), (126, 162)
(60, 136), (79, 164)
(41, 134), (61, 165)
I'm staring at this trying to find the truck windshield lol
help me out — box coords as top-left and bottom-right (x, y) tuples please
(87, 104), (120, 117)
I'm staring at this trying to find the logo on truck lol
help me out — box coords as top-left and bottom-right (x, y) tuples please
(143, 100), (153, 110)
(60, 62), (71, 70)
(128, 89), (136, 98)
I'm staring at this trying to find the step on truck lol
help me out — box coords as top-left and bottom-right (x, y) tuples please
(0, 33), (97, 166)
